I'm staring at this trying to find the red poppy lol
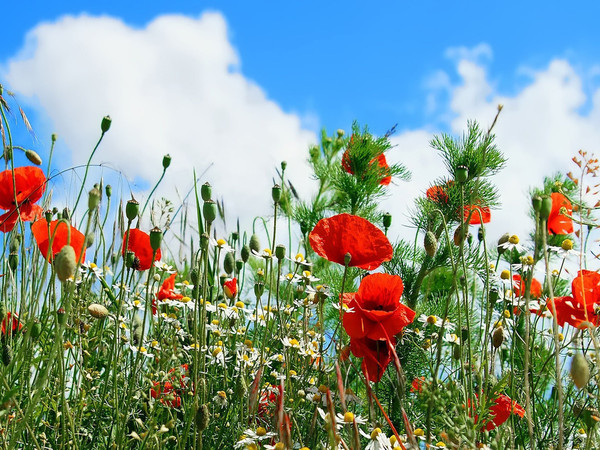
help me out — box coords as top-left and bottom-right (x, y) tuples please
(548, 192), (573, 235)
(484, 394), (525, 431)
(343, 273), (415, 341)
(0, 166), (46, 232)
(309, 214), (393, 271)
(463, 205), (491, 225)
(411, 376), (425, 393)
(151, 381), (182, 408)
(157, 273), (183, 301)
(31, 219), (86, 263)
(512, 274), (542, 298)
(224, 277), (237, 299)
(1, 312), (22, 336)
(342, 148), (391, 186)
(542, 270), (600, 328)
(122, 229), (162, 271)
(426, 185), (449, 203)
(349, 336), (394, 383)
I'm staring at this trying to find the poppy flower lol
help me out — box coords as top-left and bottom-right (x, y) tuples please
(411, 376), (425, 393)
(426, 185), (449, 203)
(548, 192), (573, 235)
(224, 277), (237, 299)
(0, 166), (46, 232)
(349, 336), (394, 383)
(151, 381), (182, 408)
(1, 312), (22, 336)
(122, 229), (162, 271)
(463, 205), (491, 225)
(157, 273), (183, 301)
(343, 273), (415, 341)
(309, 214), (393, 271)
(31, 219), (86, 263)
(483, 394), (525, 431)
(512, 274), (542, 298)
(342, 148), (391, 186)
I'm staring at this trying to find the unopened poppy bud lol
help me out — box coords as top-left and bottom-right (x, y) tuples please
(201, 182), (212, 201)
(196, 404), (210, 431)
(497, 233), (509, 254)
(88, 187), (101, 210)
(52, 133), (58, 142)
(25, 149), (42, 166)
(254, 281), (265, 298)
(249, 234), (261, 254)
(337, 129), (345, 137)
(540, 196), (552, 220)
(149, 227), (162, 252)
(478, 226), (485, 242)
(241, 245), (250, 263)
(203, 200), (217, 223)
(105, 184), (112, 199)
(88, 303), (109, 319)
(85, 232), (95, 248)
(2, 344), (12, 366)
(9, 234), (21, 253)
(162, 154), (171, 170)
(455, 165), (469, 183)
(101, 115), (112, 133)
(190, 268), (200, 285)
(275, 244), (286, 260)
(344, 252), (352, 266)
(223, 252), (234, 275)
(272, 184), (282, 204)
(454, 224), (467, 246)
(57, 307), (67, 325)
(8, 252), (18, 272)
(281, 160), (287, 171)
(532, 196), (542, 212)
(424, 231), (437, 257)
(571, 353), (590, 389)
(54, 245), (76, 282)
(383, 212), (392, 229)
(30, 320), (42, 339)
(492, 326), (504, 349)
(452, 344), (461, 360)
(126, 199), (139, 222)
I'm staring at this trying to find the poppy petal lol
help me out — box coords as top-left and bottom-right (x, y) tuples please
(31, 219), (87, 263)
(548, 192), (573, 235)
(0, 166), (46, 210)
(123, 229), (162, 271)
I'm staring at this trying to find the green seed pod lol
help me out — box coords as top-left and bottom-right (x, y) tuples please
(54, 245), (76, 282)
(249, 234), (260, 254)
(455, 165), (469, 183)
(51, 133), (57, 142)
(382, 212), (392, 230)
(45, 209), (53, 223)
(492, 326), (504, 349)
(88, 187), (101, 210)
(203, 200), (217, 223)
(162, 154), (172, 170)
(275, 244), (286, 261)
(101, 115), (112, 133)
(344, 252), (352, 266)
(235, 259), (244, 272)
(424, 231), (437, 257)
(85, 232), (95, 248)
(105, 184), (112, 199)
(57, 308), (67, 326)
(8, 252), (18, 272)
(200, 182), (212, 202)
(477, 226), (485, 242)
(497, 233), (510, 255)
(25, 149), (42, 166)
(223, 252), (235, 275)
(30, 320), (42, 339)
(532, 196), (542, 212)
(125, 199), (139, 222)
(540, 195), (553, 220)
(272, 184), (282, 204)
(2, 344), (13, 366)
(196, 404), (210, 431)
(125, 250), (136, 269)
(150, 227), (163, 252)
(241, 245), (250, 263)
(88, 303), (109, 319)
(571, 353), (590, 389)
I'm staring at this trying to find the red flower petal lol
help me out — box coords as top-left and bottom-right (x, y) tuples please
(1, 312), (22, 336)
(349, 336), (394, 383)
(31, 219), (87, 263)
(512, 274), (542, 298)
(341, 142), (391, 186)
(548, 192), (573, 235)
(0, 166), (45, 210)
(463, 205), (491, 224)
(224, 278), (238, 299)
(426, 185), (449, 203)
(485, 394), (525, 431)
(122, 229), (162, 271)
(309, 214), (392, 270)
(157, 273), (184, 301)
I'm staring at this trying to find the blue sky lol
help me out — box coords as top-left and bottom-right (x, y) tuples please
(1, 2), (600, 252)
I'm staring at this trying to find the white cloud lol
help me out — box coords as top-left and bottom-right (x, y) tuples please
(2, 12), (316, 237)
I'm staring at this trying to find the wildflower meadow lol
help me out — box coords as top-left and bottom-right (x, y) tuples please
(0, 88), (597, 450)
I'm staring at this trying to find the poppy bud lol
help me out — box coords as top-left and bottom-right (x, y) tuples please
(190, 268), (200, 285)
(275, 244), (286, 261)
(497, 233), (509, 254)
(0, 304), (4, 323)
(249, 234), (261, 254)
(424, 231), (437, 257)
(105, 184), (112, 199)
(254, 281), (265, 298)
(2, 344), (12, 366)
(453, 224), (467, 246)
(221, 251), (234, 275)
(383, 212), (392, 230)
(281, 160), (288, 171)
(532, 196), (542, 212)
(9, 234), (21, 253)
(52, 133), (58, 142)
(88, 187), (101, 210)
(201, 182), (212, 202)
(8, 252), (18, 272)
(272, 184), (282, 204)
(452, 344), (461, 360)
(150, 227), (162, 252)
(241, 245), (250, 263)
(126, 199), (139, 222)
(88, 303), (109, 319)
(162, 154), (171, 170)
(492, 326), (504, 349)
(101, 115), (112, 133)
(54, 245), (76, 282)
(478, 226), (485, 242)
(203, 200), (217, 224)
(85, 232), (95, 248)
(455, 165), (469, 183)
(196, 404), (210, 431)
(571, 353), (590, 389)
(540, 196), (552, 220)
(235, 259), (243, 272)
(25, 149), (42, 166)
(57, 308), (67, 325)
(30, 320), (42, 339)
(4, 147), (12, 162)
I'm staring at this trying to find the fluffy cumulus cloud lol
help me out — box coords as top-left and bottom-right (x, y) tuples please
(383, 45), (600, 249)
(2, 12), (316, 233)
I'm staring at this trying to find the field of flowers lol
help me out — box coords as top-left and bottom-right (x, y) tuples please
(0, 91), (596, 449)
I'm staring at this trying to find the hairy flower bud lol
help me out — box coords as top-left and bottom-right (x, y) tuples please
(571, 353), (590, 389)
(54, 245), (77, 282)
(88, 187), (101, 210)
(424, 231), (437, 257)
(88, 303), (109, 319)
(497, 233), (510, 255)
(249, 234), (261, 254)
(492, 326), (504, 349)
(196, 404), (210, 431)
(223, 252), (235, 275)
(540, 196), (552, 221)
(25, 149), (42, 166)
